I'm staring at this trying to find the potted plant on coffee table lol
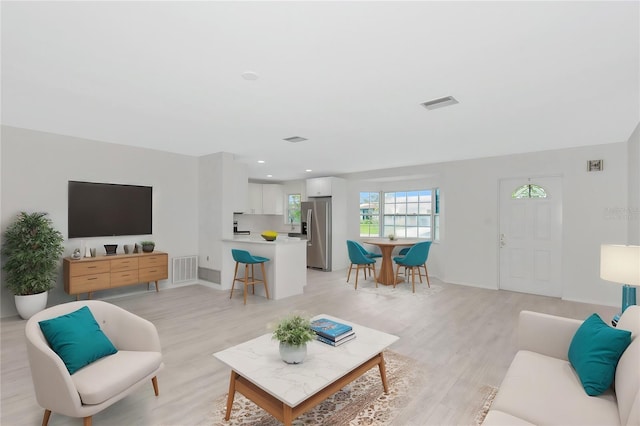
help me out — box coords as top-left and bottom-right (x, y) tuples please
(272, 314), (315, 364)
(2, 212), (64, 319)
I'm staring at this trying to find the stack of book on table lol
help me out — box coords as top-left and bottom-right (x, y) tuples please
(310, 318), (356, 346)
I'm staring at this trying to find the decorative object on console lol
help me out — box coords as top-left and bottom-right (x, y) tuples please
(71, 249), (82, 260)
(134, 243), (140, 253)
(84, 246), (91, 258)
(124, 244), (133, 254)
(600, 244), (640, 325)
(272, 314), (315, 364)
(104, 244), (118, 255)
(261, 230), (278, 241)
(90, 248), (96, 257)
(141, 241), (155, 253)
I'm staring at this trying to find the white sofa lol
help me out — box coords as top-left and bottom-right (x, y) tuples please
(483, 306), (640, 426)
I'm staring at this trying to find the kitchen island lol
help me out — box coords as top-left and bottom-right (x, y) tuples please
(221, 236), (307, 301)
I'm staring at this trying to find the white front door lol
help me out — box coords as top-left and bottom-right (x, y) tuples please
(499, 176), (563, 297)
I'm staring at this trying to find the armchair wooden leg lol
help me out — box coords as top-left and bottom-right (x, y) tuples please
(347, 264), (353, 283)
(152, 376), (159, 396)
(42, 409), (51, 426)
(83, 416), (92, 426)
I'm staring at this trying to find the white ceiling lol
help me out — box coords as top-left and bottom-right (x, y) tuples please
(2, 1), (638, 181)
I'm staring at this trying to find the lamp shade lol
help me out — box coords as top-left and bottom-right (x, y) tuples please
(600, 244), (640, 286)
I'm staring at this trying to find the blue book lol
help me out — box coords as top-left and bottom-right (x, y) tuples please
(310, 318), (353, 341)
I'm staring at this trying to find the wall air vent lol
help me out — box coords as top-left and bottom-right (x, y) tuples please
(421, 96), (459, 110)
(283, 136), (308, 143)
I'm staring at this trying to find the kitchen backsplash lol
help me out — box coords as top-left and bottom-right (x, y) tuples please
(234, 214), (300, 234)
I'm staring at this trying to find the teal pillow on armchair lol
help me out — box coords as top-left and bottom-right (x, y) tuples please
(38, 306), (118, 374)
(568, 313), (631, 396)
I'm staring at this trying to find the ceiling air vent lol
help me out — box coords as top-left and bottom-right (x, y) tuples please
(283, 136), (308, 143)
(421, 96), (459, 110)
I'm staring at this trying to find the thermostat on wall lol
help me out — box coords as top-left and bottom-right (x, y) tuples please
(587, 159), (603, 172)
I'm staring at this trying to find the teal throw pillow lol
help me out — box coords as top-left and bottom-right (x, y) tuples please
(568, 313), (631, 396)
(38, 306), (118, 375)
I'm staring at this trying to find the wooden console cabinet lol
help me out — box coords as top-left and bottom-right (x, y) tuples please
(64, 251), (168, 299)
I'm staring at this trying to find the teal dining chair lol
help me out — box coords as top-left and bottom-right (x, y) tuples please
(398, 245), (430, 286)
(346, 240), (378, 289)
(393, 241), (432, 292)
(349, 240), (381, 280)
(355, 241), (382, 259)
(230, 249), (270, 305)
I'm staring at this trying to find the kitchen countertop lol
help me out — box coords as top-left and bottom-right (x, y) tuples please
(221, 237), (307, 300)
(223, 236), (306, 244)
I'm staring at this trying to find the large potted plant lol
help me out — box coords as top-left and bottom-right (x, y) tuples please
(272, 314), (315, 364)
(2, 212), (64, 319)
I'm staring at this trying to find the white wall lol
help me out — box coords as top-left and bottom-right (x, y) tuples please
(1, 125), (633, 315)
(1, 126), (199, 317)
(343, 142), (628, 307)
(628, 123), (640, 244)
(198, 152), (239, 273)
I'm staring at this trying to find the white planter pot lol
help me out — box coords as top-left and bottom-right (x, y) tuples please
(279, 342), (307, 364)
(14, 292), (48, 320)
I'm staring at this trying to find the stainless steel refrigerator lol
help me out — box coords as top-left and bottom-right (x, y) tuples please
(301, 197), (331, 271)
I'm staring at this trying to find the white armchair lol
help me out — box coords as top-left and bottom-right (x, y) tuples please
(25, 300), (164, 426)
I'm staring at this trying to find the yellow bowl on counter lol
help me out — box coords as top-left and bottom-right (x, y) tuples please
(261, 231), (278, 241)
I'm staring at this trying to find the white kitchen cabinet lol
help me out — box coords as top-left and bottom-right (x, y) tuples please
(306, 177), (336, 197)
(262, 184), (284, 215)
(248, 183), (284, 215)
(248, 183), (263, 214)
(232, 165), (249, 213)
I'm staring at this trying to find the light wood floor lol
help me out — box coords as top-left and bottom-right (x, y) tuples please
(1, 269), (617, 426)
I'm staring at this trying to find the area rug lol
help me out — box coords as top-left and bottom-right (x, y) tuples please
(356, 282), (443, 301)
(473, 385), (499, 425)
(209, 350), (423, 425)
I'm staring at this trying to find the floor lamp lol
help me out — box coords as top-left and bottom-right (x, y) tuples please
(600, 244), (640, 325)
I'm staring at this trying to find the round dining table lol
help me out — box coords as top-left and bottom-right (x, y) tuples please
(362, 239), (423, 285)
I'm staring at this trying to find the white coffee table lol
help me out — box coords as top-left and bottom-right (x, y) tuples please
(213, 314), (399, 425)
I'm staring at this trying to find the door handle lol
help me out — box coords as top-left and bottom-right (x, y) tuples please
(499, 233), (506, 248)
(307, 209), (313, 244)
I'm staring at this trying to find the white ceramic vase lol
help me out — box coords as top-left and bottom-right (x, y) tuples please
(279, 342), (307, 364)
(14, 291), (48, 320)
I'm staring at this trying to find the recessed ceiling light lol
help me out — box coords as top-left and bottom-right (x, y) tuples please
(266, 174), (273, 178)
(421, 96), (459, 110)
(241, 71), (259, 81)
(257, 160), (265, 164)
(283, 136), (308, 143)
(305, 169), (312, 172)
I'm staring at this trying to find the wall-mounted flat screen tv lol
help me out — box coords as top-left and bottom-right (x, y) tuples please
(68, 181), (152, 238)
